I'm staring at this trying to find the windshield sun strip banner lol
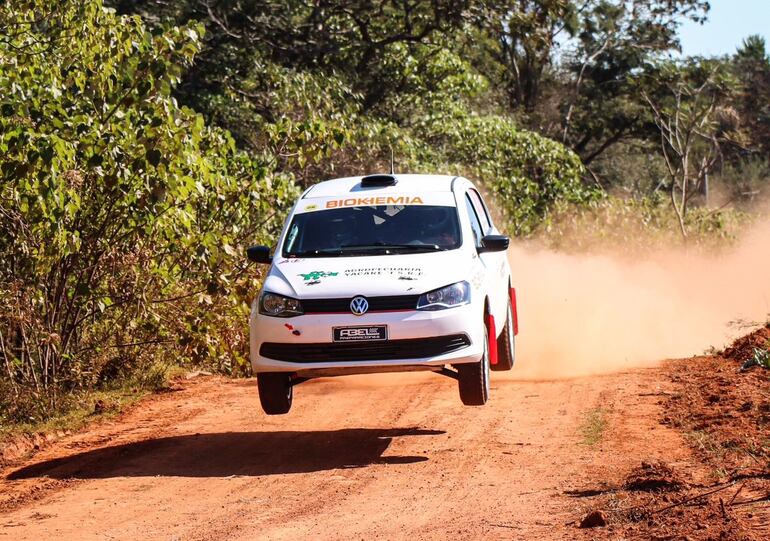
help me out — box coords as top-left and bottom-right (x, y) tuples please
(296, 193), (456, 214)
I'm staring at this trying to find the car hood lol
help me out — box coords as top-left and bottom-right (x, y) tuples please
(265, 250), (473, 298)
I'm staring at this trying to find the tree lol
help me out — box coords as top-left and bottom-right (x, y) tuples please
(472, 0), (575, 113)
(732, 35), (770, 155)
(472, 0), (710, 169)
(110, 0), (472, 120)
(558, 0), (710, 166)
(641, 60), (741, 238)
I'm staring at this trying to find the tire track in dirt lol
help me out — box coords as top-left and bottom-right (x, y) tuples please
(0, 366), (696, 540)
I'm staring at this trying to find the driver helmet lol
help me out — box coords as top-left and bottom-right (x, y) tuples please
(423, 207), (451, 233)
(326, 217), (354, 247)
(421, 207), (455, 245)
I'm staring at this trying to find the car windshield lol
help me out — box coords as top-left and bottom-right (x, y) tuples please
(283, 205), (462, 257)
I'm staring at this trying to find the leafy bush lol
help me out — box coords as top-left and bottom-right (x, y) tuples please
(713, 157), (770, 205)
(422, 114), (595, 235)
(0, 0), (297, 420)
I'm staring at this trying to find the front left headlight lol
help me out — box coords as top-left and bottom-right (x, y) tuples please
(416, 281), (471, 311)
(259, 292), (303, 317)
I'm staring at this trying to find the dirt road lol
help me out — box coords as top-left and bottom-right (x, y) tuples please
(0, 367), (696, 540)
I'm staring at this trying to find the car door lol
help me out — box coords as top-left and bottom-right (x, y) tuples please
(465, 189), (508, 327)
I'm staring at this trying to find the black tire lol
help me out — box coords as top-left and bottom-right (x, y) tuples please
(457, 323), (490, 406)
(492, 299), (516, 372)
(257, 373), (293, 415)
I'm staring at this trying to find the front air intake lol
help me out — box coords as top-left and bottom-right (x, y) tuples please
(260, 334), (471, 363)
(360, 174), (397, 187)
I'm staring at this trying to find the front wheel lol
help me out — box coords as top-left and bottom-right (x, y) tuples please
(492, 298), (516, 371)
(457, 324), (490, 406)
(257, 373), (293, 415)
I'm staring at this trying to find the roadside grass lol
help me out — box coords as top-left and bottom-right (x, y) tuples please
(535, 197), (752, 256)
(688, 428), (769, 482)
(580, 407), (609, 446)
(0, 362), (184, 448)
(684, 429), (728, 461)
(0, 386), (147, 447)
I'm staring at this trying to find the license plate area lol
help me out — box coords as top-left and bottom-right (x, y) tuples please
(333, 325), (388, 342)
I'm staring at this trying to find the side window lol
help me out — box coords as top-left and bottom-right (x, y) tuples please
(285, 223), (299, 252)
(464, 194), (484, 247)
(468, 189), (491, 231)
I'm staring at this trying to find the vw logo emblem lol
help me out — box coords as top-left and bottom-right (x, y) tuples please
(350, 296), (369, 316)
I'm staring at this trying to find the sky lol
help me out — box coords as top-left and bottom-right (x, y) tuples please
(678, 0), (770, 57)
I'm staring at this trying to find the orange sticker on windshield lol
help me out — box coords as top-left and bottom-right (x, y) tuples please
(326, 196), (424, 208)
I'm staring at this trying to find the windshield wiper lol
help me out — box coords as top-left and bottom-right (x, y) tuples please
(340, 243), (445, 252)
(289, 248), (345, 257)
(288, 243), (446, 258)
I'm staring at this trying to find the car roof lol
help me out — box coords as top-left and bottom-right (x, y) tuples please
(303, 174), (460, 199)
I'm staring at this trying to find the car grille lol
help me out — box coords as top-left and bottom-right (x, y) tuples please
(302, 294), (420, 314)
(260, 334), (471, 363)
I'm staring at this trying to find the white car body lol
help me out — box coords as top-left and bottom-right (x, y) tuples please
(248, 174), (517, 411)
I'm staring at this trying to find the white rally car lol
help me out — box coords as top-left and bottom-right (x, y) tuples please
(247, 173), (518, 414)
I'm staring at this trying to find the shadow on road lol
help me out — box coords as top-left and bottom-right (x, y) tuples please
(7, 428), (443, 480)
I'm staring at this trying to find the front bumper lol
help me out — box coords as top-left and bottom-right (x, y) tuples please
(249, 302), (484, 374)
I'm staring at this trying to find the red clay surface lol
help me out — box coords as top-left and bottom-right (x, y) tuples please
(0, 364), (715, 540)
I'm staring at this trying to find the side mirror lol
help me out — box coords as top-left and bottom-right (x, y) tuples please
(246, 245), (272, 264)
(478, 234), (510, 253)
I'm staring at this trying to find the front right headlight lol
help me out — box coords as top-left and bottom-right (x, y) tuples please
(259, 292), (303, 317)
(416, 281), (471, 311)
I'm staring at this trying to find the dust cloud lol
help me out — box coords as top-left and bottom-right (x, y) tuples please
(510, 220), (770, 379)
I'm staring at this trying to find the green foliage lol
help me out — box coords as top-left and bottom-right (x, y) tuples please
(421, 114), (595, 235)
(591, 142), (670, 195)
(637, 57), (744, 236)
(714, 158), (770, 205)
(731, 35), (770, 156)
(475, 0), (711, 165)
(750, 347), (770, 369)
(116, 0), (472, 115)
(0, 0), (298, 421)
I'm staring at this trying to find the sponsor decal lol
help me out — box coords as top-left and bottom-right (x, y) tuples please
(326, 196), (424, 209)
(344, 267), (423, 278)
(284, 323), (301, 336)
(333, 325), (388, 342)
(277, 258), (305, 265)
(470, 271), (484, 290)
(304, 204), (318, 211)
(299, 271), (339, 281)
